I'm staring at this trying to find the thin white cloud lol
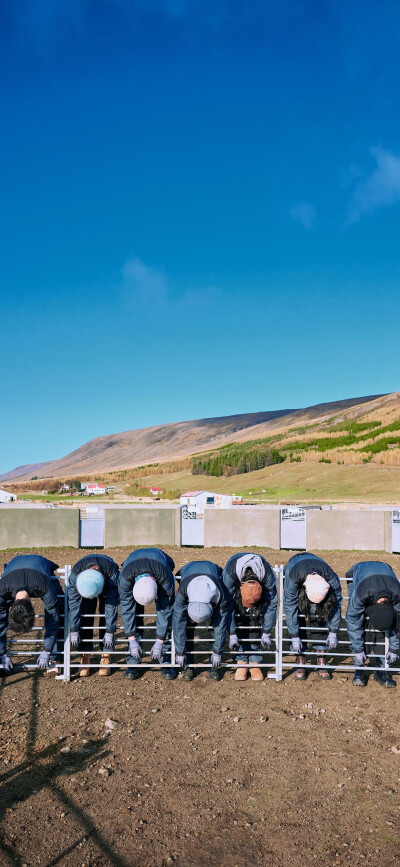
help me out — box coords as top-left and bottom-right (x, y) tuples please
(290, 202), (316, 230)
(347, 147), (400, 224)
(122, 256), (219, 313)
(122, 257), (169, 309)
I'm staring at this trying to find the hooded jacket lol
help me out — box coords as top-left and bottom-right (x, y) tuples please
(0, 555), (60, 655)
(283, 552), (342, 638)
(119, 548), (175, 641)
(345, 561), (400, 654)
(173, 561), (228, 655)
(222, 553), (277, 635)
(68, 554), (119, 634)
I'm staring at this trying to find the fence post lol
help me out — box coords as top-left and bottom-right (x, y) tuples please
(57, 565), (71, 682)
(171, 629), (176, 666)
(275, 565), (284, 681)
(384, 630), (389, 671)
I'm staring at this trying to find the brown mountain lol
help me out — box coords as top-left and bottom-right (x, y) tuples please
(0, 394), (385, 482)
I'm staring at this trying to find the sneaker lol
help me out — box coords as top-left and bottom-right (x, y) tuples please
(209, 668), (223, 681)
(160, 668), (178, 680)
(124, 667), (142, 680)
(182, 667), (194, 681)
(373, 670), (396, 688)
(352, 671), (367, 687)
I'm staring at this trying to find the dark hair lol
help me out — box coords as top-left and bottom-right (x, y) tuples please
(8, 599), (35, 634)
(298, 584), (335, 622)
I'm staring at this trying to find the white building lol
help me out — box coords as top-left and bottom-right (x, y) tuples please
(86, 483), (106, 495)
(180, 490), (232, 509)
(0, 489), (17, 503)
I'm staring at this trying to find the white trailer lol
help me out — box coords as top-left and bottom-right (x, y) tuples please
(0, 489), (17, 503)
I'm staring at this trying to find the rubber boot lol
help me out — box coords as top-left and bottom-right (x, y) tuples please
(98, 653), (111, 676)
(316, 655), (330, 679)
(234, 662), (248, 681)
(79, 654), (91, 677)
(295, 655), (306, 680)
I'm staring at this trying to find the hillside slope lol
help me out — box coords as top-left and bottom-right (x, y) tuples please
(0, 394), (383, 482)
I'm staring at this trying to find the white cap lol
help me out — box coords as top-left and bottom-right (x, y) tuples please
(76, 569), (105, 599)
(133, 573), (157, 606)
(187, 575), (220, 605)
(304, 573), (330, 603)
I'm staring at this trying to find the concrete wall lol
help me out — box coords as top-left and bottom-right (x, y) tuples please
(105, 506), (179, 547)
(0, 508), (79, 549)
(204, 507), (280, 549)
(0, 504), (396, 553)
(306, 509), (390, 552)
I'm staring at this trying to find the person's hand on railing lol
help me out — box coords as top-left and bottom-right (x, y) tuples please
(150, 639), (163, 661)
(386, 650), (397, 664)
(229, 634), (240, 651)
(1, 654), (13, 672)
(70, 632), (79, 650)
(260, 633), (272, 650)
(103, 633), (114, 651)
(211, 652), (221, 669)
(354, 651), (366, 666)
(37, 651), (50, 670)
(326, 632), (337, 650)
(128, 638), (142, 660)
(175, 654), (186, 668)
(291, 637), (302, 654)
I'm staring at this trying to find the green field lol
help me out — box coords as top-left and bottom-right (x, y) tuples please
(140, 460), (400, 503)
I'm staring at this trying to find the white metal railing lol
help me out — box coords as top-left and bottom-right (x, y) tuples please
(1, 565), (399, 682)
(277, 566), (398, 680)
(2, 566), (70, 678)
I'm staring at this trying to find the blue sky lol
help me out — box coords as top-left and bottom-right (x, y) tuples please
(1, 0), (400, 473)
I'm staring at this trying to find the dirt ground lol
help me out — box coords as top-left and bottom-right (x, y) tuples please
(1, 546), (400, 867)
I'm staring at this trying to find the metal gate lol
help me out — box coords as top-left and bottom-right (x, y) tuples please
(181, 504), (205, 546)
(392, 510), (400, 553)
(280, 507), (306, 549)
(79, 506), (105, 547)
(3, 564), (400, 682)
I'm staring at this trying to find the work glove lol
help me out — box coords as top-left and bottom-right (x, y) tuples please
(386, 650), (397, 664)
(354, 652), (367, 667)
(229, 634), (240, 651)
(260, 633), (272, 650)
(37, 651), (50, 670)
(128, 638), (142, 660)
(326, 632), (337, 651)
(70, 632), (79, 650)
(291, 637), (302, 654)
(211, 652), (221, 669)
(175, 654), (186, 668)
(1, 654), (13, 672)
(103, 632), (114, 651)
(150, 639), (163, 661)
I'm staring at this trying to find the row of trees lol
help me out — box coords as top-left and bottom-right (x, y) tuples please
(192, 444), (285, 477)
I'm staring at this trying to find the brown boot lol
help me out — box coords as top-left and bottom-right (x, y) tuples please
(295, 655), (306, 680)
(234, 663), (248, 681)
(79, 654), (91, 677)
(249, 666), (264, 682)
(316, 656), (330, 679)
(98, 654), (111, 676)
